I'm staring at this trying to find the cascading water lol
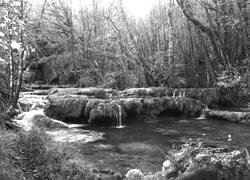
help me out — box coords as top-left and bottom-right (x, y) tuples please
(182, 90), (186, 97)
(197, 106), (209, 120)
(115, 104), (126, 128)
(172, 89), (177, 97)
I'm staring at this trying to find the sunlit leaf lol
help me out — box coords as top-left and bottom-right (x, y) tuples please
(0, 57), (6, 64)
(11, 40), (22, 50)
(12, 1), (21, 7)
(3, 45), (9, 50)
(0, 32), (4, 37)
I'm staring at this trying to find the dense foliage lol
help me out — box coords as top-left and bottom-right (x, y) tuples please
(0, 0), (249, 107)
(0, 127), (97, 180)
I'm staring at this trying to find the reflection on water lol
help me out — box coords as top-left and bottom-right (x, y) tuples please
(78, 116), (250, 174)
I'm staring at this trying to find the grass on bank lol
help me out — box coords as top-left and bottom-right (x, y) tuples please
(0, 125), (97, 180)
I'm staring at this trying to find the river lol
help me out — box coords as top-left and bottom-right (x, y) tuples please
(77, 115), (250, 174)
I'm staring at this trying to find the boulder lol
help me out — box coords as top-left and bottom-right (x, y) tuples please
(160, 142), (250, 180)
(122, 144), (250, 180)
(125, 169), (144, 180)
(162, 160), (176, 178)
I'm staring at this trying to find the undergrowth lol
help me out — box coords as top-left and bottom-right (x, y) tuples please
(0, 127), (96, 180)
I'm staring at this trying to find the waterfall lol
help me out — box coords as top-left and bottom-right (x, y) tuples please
(118, 104), (122, 127)
(116, 104), (126, 128)
(197, 106), (209, 120)
(183, 90), (186, 97)
(172, 89), (177, 97)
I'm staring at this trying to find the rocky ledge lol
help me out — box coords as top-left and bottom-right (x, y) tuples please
(205, 109), (250, 123)
(43, 87), (209, 124)
(19, 87), (247, 125)
(27, 86), (235, 106)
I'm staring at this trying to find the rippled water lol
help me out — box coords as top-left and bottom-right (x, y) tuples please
(77, 114), (250, 175)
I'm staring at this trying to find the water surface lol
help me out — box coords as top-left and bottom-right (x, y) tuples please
(78, 115), (250, 174)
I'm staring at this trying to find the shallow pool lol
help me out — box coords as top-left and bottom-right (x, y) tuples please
(78, 115), (250, 174)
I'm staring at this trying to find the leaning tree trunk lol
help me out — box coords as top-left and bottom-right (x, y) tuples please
(247, 0), (250, 92)
(176, 0), (227, 68)
(12, 0), (25, 108)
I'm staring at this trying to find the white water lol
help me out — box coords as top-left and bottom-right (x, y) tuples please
(178, 90), (186, 97)
(197, 106), (209, 120)
(14, 109), (44, 131)
(172, 89), (177, 97)
(115, 104), (126, 129)
(182, 90), (186, 97)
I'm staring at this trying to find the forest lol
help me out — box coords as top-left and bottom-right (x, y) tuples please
(0, 0), (249, 108)
(0, 0), (249, 180)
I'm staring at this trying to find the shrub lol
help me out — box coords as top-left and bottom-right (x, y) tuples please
(217, 65), (247, 101)
(0, 127), (95, 180)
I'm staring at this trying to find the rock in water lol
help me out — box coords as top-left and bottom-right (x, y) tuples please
(162, 160), (176, 178)
(162, 142), (250, 180)
(125, 169), (144, 180)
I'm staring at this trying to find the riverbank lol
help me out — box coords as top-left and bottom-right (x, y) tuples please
(1, 123), (250, 180)
(1, 86), (250, 179)
(0, 127), (122, 180)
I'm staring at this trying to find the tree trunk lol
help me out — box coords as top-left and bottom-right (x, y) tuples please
(247, 0), (250, 92)
(187, 20), (198, 87)
(9, 48), (14, 103)
(12, 0), (24, 108)
(176, 0), (226, 67)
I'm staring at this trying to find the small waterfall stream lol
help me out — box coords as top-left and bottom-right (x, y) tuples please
(115, 104), (126, 128)
(172, 89), (177, 97)
(197, 106), (209, 120)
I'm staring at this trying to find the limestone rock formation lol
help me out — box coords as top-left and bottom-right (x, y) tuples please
(205, 109), (250, 123)
(20, 87), (243, 124)
(123, 144), (250, 180)
(45, 94), (206, 124)
(168, 144), (250, 180)
(28, 86), (234, 106)
(125, 169), (144, 180)
(46, 95), (89, 120)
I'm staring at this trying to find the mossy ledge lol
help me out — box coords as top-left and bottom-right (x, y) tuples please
(36, 87), (236, 124)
